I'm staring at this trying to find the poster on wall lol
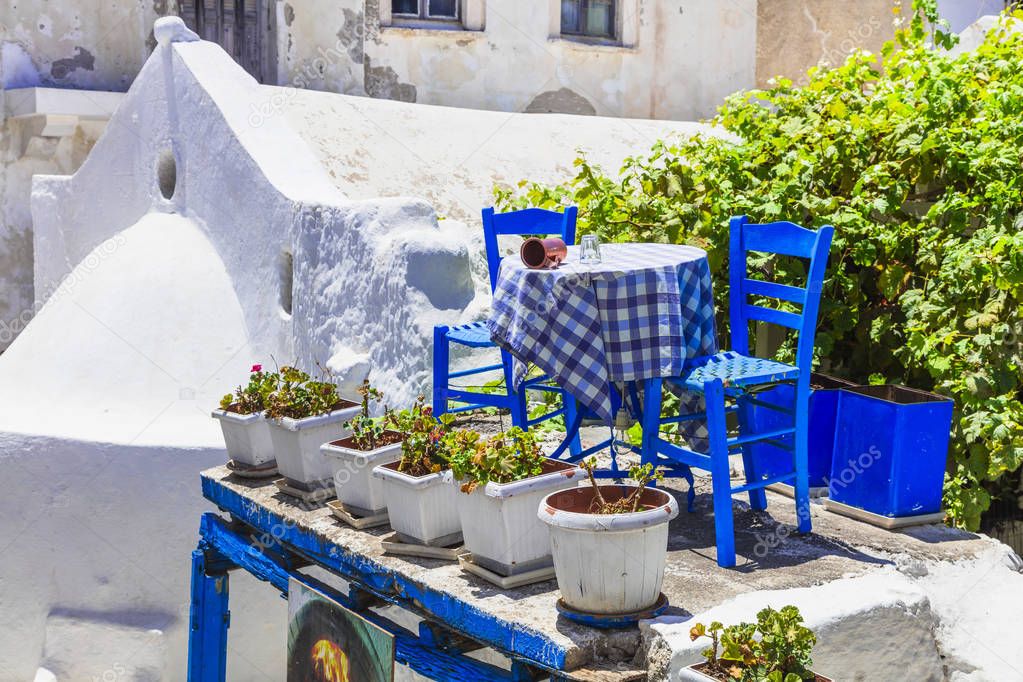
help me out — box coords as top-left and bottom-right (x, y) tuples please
(287, 578), (395, 682)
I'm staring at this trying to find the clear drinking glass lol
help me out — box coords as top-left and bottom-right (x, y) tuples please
(580, 234), (602, 264)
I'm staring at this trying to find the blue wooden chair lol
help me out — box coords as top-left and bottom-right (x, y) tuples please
(433, 207), (581, 452)
(640, 216), (834, 568)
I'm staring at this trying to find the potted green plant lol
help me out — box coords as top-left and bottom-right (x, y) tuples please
(264, 365), (359, 489)
(211, 364), (278, 467)
(447, 427), (585, 576)
(683, 606), (831, 681)
(320, 380), (403, 516)
(538, 459), (678, 615)
(371, 397), (460, 546)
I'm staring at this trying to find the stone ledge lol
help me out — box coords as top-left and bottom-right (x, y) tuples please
(3, 86), (124, 120)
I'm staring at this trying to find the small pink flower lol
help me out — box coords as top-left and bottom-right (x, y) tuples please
(251, 364), (262, 373)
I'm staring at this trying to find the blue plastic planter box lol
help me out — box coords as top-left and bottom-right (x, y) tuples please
(746, 373), (856, 491)
(829, 385), (953, 518)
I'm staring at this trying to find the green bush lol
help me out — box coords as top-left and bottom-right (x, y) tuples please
(495, 2), (1023, 529)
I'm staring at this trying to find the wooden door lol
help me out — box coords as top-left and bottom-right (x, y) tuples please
(177, 0), (271, 83)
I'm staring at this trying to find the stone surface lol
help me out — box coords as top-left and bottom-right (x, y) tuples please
(756, 0), (896, 87)
(756, 0), (1006, 88)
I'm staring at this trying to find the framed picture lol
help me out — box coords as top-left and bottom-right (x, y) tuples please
(287, 578), (395, 682)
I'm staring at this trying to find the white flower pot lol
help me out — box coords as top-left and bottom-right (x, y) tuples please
(267, 404), (359, 487)
(454, 459), (585, 576)
(320, 434), (403, 516)
(538, 484), (679, 615)
(679, 665), (717, 681)
(373, 463), (462, 546)
(211, 408), (275, 466)
(680, 664), (831, 681)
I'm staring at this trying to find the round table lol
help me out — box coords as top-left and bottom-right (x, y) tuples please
(487, 242), (717, 423)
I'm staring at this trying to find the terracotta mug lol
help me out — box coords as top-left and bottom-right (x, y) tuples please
(520, 237), (568, 269)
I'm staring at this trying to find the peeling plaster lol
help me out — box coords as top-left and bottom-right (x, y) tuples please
(364, 57), (416, 103)
(526, 88), (596, 116)
(284, 3), (295, 27)
(363, 0), (383, 44)
(49, 47), (96, 80)
(337, 9), (365, 63)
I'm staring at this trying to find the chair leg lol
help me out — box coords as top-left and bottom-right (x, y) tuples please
(502, 350), (527, 429)
(706, 379), (737, 568)
(563, 394), (582, 457)
(794, 382), (812, 534)
(432, 326), (449, 418)
(642, 378), (696, 510)
(737, 394), (768, 512)
(681, 466), (696, 513)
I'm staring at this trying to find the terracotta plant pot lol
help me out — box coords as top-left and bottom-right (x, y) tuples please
(373, 462), (462, 546)
(538, 484), (678, 615)
(211, 407), (274, 467)
(454, 459), (586, 576)
(267, 402), (359, 488)
(320, 431), (403, 516)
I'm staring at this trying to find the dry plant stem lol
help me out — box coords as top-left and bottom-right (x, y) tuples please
(587, 467), (607, 509)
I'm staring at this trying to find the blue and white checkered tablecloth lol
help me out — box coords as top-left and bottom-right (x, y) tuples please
(487, 243), (718, 423)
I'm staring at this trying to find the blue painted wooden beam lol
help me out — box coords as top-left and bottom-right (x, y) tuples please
(197, 512), (529, 681)
(187, 547), (230, 682)
(201, 475), (570, 671)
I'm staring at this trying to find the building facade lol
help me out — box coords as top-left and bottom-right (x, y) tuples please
(2, 1), (1006, 123)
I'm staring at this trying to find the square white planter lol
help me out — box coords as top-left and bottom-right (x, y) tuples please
(455, 460), (585, 576)
(681, 665), (831, 681)
(211, 409), (275, 467)
(679, 665), (716, 681)
(373, 463), (462, 546)
(321, 435), (403, 516)
(267, 403), (359, 487)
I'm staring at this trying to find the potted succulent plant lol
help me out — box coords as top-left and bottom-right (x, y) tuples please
(371, 397), (460, 546)
(538, 459), (678, 615)
(683, 606), (831, 681)
(264, 365), (359, 490)
(320, 380), (403, 516)
(212, 364), (278, 467)
(447, 427), (585, 576)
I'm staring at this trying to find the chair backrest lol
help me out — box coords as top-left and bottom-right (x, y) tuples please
(481, 207), (578, 292)
(728, 215), (835, 376)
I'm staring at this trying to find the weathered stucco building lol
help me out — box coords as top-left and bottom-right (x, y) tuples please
(3, 1), (1006, 118)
